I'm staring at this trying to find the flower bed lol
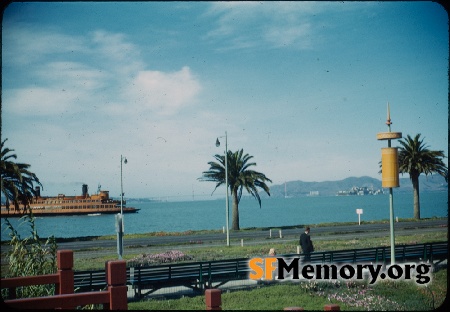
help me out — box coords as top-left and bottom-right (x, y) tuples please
(127, 250), (193, 266)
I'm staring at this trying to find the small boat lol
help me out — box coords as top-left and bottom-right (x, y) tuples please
(0, 184), (140, 217)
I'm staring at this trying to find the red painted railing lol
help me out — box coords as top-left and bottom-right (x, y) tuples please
(1, 250), (127, 310)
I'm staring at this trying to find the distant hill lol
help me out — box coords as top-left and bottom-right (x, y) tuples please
(265, 175), (448, 198)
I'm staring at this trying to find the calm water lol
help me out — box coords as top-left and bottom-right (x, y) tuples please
(1, 192), (447, 241)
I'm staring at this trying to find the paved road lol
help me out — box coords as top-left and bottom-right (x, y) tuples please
(56, 218), (447, 251)
(1, 219), (446, 262)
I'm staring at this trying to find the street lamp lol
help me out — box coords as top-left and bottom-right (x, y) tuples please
(117, 155), (127, 259)
(216, 132), (230, 247)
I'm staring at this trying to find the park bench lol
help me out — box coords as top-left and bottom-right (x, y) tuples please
(293, 243), (447, 266)
(128, 258), (252, 298)
(394, 241), (448, 264)
(205, 258), (250, 288)
(427, 241), (448, 264)
(73, 269), (106, 292)
(328, 247), (386, 264)
(282, 247), (384, 265)
(129, 262), (204, 298)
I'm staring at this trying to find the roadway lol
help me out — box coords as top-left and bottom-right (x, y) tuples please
(54, 219), (447, 253)
(1, 219), (447, 263)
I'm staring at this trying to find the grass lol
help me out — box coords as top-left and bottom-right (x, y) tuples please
(127, 268), (448, 310)
(71, 229), (447, 271)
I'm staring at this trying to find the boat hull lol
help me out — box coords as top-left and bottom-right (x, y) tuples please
(1, 207), (140, 217)
(1, 185), (140, 218)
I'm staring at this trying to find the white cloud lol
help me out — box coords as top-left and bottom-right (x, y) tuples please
(4, 87), (76, 116)
(88, 30), (144, 76)
(4, 25), (202, 118)
(2, 24), (86, 65)
(125, 66), (201, 115)
(204, 2), (319, 50)
(203, 1), (368, 51)
(35, 62), (108, 90)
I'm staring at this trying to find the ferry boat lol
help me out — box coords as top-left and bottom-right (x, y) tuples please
(0, 184), (140, 217)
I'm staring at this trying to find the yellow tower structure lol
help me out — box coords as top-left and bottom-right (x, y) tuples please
(377, 103), (402, 264)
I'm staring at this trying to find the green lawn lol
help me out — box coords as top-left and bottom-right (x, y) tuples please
(72, 229), (447, 271)
(128, 268), (447, 310)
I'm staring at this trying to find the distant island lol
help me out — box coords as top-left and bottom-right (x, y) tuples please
(265, 175), (448, 198)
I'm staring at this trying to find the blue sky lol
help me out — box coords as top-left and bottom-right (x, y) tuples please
(2, 1), (448, 200)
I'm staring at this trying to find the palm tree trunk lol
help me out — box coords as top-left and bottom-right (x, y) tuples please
(231, 188), (240, 230)
(412, 175), (420, 219)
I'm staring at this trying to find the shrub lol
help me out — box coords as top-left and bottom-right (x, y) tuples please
(1, 212), (58, 299)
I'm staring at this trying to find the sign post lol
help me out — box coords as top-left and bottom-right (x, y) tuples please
(356, 209), (363, 225)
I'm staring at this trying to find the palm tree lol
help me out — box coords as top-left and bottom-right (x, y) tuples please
(398, 134), (447, 219)
(199, 149), (272, 230)
(1, 138), (42, 214)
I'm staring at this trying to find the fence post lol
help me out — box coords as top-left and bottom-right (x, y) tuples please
(57, 250), (74, 295)
(205, 289), (221, 310)
(107, 260), (128, 310)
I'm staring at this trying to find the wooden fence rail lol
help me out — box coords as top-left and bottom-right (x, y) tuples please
(1, 250), (127, 310)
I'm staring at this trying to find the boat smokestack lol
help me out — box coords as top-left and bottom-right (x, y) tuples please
(82, 184), (88, 198)
(35, 186), (41, 198)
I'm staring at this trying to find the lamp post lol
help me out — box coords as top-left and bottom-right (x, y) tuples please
(216, 132), (230, 247)
(117, 155), (127, 259)
(376, 103), (401, 265)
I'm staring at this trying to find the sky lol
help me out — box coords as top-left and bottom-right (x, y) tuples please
(1, 1), (448, 200)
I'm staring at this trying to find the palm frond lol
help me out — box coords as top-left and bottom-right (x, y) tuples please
(199, 148), (272, 207)
(1, 139), (42, 214)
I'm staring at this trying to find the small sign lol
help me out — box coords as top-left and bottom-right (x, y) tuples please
(356, 209), (363, 225)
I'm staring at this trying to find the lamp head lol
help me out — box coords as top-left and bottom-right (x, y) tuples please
(215, 138), (220, 147)
(124, 158), (128, 164)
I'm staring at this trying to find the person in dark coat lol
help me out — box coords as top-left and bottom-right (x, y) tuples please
(299, 226), (314, 262)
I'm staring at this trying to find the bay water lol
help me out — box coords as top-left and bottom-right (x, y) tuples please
(1, 192), (447, 241)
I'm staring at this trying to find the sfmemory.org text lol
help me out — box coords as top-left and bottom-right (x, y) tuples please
(248, 257), (432, 285)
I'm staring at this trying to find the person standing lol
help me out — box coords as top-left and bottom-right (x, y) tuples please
(299, 226), (314, 262)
